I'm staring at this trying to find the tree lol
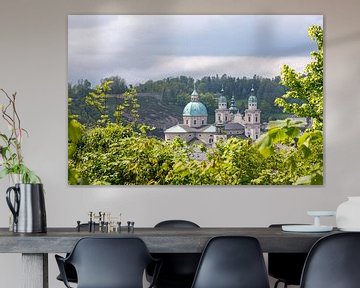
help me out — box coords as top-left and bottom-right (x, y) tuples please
(85, 80), (113, 125)
(69, 127), (266, 185)
(200, 92), (217, 112)
(114, 88), (140, 127)
(255, 25), (323, 185)
(275, 25), (323, 130)
(68, 79), (94, 125)
(102, 76), (127, 95)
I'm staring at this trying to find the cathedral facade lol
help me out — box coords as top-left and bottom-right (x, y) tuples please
(164, 86), (261, 145)
(164, 88), (218, 145)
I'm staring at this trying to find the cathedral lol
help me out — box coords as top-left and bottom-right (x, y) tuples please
(164, 86), (261, 146)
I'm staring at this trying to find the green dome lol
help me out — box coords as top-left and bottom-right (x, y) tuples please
(183, 102), (208, 116)
(248, 95), (257, 104)
(218, 95), (227, 104)
(248, 87), (257, 104)
(229, 95), (237, 113)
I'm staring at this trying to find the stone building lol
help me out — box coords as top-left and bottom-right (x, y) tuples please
(214, 87), (261, 140)
(164, 87), (218, 145)
(164, 85), (262, 145)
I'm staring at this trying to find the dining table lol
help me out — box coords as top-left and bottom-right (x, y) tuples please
(0, 226), (340, 288)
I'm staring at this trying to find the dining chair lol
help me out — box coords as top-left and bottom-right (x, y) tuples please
(268, 224), (308, 288)
(55, 237), (161, 288)
(56, 223), (99, 284)
(146, 220), (201, 288)
(191, 236), (270, 288)
(56, 262), (77, 284)
(300, 232), (360, 288)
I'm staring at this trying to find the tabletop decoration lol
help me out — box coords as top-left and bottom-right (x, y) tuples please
(0, 88), (46, 233)
(336, 197), (360, 231)
(282, 211), (335, 233)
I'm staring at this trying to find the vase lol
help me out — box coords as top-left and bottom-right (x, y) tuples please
(336, 197), (360, 231)
(9, 174), (21, 185)
(6, 183), (47, 233)
(7, 174), (21, 231)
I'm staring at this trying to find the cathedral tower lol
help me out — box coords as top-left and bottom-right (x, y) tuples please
(244, 87), (261, 140)
(215, 88), (231, 125)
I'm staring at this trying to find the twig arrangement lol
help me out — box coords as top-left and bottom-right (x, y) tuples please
(0, 88), (40, 183)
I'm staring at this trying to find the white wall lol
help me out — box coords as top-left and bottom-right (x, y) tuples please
(0, 0), (360, 287)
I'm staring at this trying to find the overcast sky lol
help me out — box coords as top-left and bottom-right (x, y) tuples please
(68, 15), (323, 86)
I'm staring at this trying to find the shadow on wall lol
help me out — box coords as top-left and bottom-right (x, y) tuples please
(327, 31), (360, 46)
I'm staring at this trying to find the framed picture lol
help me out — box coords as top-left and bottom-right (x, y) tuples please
(68, 15), (323, 185)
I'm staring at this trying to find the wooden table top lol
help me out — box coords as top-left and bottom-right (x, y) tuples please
(0, 227), (340, 253)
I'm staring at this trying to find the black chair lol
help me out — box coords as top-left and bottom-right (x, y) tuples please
(147, 220), (201, 288)
(191, 236), (270, 288)
(56, 262), (77, 284)
(300, 232), (360, 288)
(55, 237), (160, 288)
(56, 223), (99, 284)
(268, 224), (308, 288)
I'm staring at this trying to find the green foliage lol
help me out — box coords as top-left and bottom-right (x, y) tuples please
(275, 25), (323, 130)
(114, 88), (140, 126)
(85, 80), (113, 125)
(255, 25), (323, 185)
(102, 76), (127, 94)
(254, 126), (323, 185)
(68, 98), (85, 184)
(69, 126), (266, 185)
(199, 92), (217, 114)
(137, 74), (286, 121)
(256, 119), (305, 157)
(69, 74), (287, 129)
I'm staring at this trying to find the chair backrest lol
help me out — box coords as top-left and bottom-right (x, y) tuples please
(268, 224), (308, 285)
(191, 236), (270, 288)
(300, 232), (360, 288)
(155, 220), (200, 228)
(66, 237), (154, 288)
(150, 220), (201, 287)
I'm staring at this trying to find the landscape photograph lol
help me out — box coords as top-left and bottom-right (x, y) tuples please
(68, 15), (323, 185)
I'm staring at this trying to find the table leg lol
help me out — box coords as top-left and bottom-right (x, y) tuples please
(22, 253), (48, 288)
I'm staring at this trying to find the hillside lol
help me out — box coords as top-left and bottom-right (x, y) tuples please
(68, 74), (289, 136)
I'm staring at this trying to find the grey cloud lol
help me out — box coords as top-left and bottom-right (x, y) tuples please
(68, 15), (323, 85)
